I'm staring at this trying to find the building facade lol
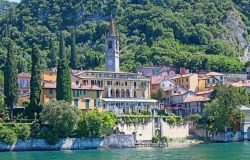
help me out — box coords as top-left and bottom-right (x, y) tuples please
(171, 73), (199, 92)
(18, 72), (31, 96)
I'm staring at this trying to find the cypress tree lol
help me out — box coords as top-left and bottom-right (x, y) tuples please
(27, 44), (41, 118)
(49, 37), (57, 69)
(70, 32), (77, 69)
(4, 39), (18, 121)
(56, 31), (72, 103)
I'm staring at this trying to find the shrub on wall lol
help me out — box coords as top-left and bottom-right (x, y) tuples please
(161, 136), (168, 143)
(0, 125), (17, 145)
(14, 124), (31, 140)
(166, 116), (176, 125)
(152, 136), (159, 143)
(76, 110), (116, 138)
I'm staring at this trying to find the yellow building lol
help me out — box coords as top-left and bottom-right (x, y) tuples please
(171, 74), (198, 92)
(198, 72), (224, 92)
(41, 70), (57, 82)
(40, 80), (104, 110)
(73, 70), (156, 114)
(198, 78), (206, 92)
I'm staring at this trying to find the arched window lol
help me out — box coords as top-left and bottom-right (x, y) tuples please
(108, 41), (112, 49)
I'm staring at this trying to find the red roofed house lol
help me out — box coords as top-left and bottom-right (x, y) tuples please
(183, 96), (210, 115)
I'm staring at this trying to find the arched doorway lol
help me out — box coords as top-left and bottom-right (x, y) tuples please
(111, 89), (115, 98)
(116, 89), (120, 97)
(121, 89), (126, 98)
(155, 129), (161, 137)
(126, 89), (130, 97)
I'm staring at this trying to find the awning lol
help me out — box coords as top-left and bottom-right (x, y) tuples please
(101, 98), (158, 103)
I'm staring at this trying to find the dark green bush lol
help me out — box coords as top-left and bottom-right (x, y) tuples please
(37, 129), (59, 145)
(166, 116), (176, 125)
(0, 125), (17, 145)
(161, 136), (168, 143)
(14, 124), (31, 140)
(152, 136), (159, 143)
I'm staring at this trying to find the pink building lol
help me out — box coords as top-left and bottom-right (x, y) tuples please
(18, 72), (31, 95)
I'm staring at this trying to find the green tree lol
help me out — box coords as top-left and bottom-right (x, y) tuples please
(203, 84), (248, 134)
(77, 110), (115, 137)
(40, 100), (80, 138)
(56, 32), (72, 103)
(70, 31), (77, 69)
(27, 44), (41, 118)
(4, 39), (18, 121)
(48, 38), (57, 69)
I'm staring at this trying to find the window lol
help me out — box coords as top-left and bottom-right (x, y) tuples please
(107, 81), (112, 86)
(134, 91), (137, 98)
(83, 80), (88, 85)
(96, 91), (100, 97)
(74, 99), (78, 108)
(76, 80), (79, 85)
(73, 90), (79, 97)
(85, 99), (90, 109)
(134, 82), (137, 88)
(186, 78), (188, 82)
(94, 99), (99, 107)
(108, 41), (112, 49)
(49, 88), (53, 94)
(125, 82), (128, 86)
(80, 90), (85, 95)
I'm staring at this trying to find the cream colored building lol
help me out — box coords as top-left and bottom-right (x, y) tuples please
(171, 73), (199, 92)
(73, 70), (157, 114)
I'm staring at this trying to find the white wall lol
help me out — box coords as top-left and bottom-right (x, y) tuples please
(116, 119), (189, 141)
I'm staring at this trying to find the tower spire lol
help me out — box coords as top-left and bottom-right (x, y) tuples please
(109, 16), (116, 36)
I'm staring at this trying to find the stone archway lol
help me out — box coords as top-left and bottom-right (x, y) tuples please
(126, 89), (130, 97)
(111, 89), (115, 98)
(121, 89), (126, 98)
(155, 129), (161, 137)
(116, 89), (120, 97)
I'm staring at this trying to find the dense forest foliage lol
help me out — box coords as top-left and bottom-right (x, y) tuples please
(0, 0), (12, 15)
(0, 0), (249, 73)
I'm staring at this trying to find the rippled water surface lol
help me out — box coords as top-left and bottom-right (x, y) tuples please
(0, 142), (249, 160)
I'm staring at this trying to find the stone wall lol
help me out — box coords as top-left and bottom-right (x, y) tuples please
(0, 134), (135, 151)
(192, 128), (243, 142)
(160, 121), (189, 139)
(116, 119), (189, 141)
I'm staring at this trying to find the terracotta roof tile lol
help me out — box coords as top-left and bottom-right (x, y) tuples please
(18, 72), (31, 78)
(42, 81), (104, 90)
(183, 96), (209, 103)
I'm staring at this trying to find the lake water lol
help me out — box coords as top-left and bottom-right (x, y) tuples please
(0, 142), (249, 160)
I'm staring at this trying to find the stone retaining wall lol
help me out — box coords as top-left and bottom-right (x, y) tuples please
(0, 134), (135, 151)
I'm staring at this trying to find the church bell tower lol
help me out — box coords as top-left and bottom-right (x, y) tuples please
(105, 16), (120, 72)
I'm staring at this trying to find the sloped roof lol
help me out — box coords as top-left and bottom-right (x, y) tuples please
(18, 72), (31, 78)
(206, 72), (224, 76)
(42, 81), (103, 90)
(151, 72), (169, 85)
(183, 96), (209, 103)
(171, 73), (195, 80)
(231, 80), (250, 87)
